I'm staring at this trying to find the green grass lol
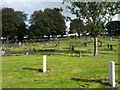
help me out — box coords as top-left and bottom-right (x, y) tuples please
(2, 37), (119, 88)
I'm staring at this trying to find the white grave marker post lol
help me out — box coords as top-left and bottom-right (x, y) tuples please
(109, 61), (115, 87)
(43, 55), (46, 73)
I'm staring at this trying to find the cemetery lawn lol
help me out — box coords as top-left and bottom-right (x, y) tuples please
(2, 37), (119, 88)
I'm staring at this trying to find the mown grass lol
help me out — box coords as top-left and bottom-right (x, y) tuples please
(2, 37), (119, 88)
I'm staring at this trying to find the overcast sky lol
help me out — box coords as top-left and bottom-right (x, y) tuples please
(0, 0), (119, 30)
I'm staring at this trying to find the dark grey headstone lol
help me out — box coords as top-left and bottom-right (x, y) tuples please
(72, 46), (74, 52)
(108, 44), (110, 49)
(100, 42), (103, 47)
(33, 48), (36, 52)
(110, 45), (113, 50)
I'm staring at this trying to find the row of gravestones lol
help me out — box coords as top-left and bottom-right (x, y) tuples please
(98, 40), (115, 50)
(69, 41), (93, 47)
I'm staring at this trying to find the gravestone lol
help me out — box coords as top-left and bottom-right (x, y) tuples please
(29, 48), (31, 54)
(26, 47), (28, 50)
(22, 44), (25, 47)
(109, 61), (115, 87)
(79, 51), (82, 57)
(18, 42), (21, 47)
(108, 44), (110, 49)
(84, 43), (87, 47)
(50, 53), (53, 56)
(110, 45), (113, 50)
(43, 55), (46, 73)
(33, 48), (36, 52)
(110, 37), (112, 40)
(57, 42), (60, 44)
(26, 52), (29, 55)
(55, 37), (57, 39)
(72, 46), (74, 52)
(100, 42), (103, 47)
(0, 51), (5, 56)
(11, 47), (13, 50)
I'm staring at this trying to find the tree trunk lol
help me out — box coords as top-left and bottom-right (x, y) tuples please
(48, 34), (50, 40)
(94, 36), (98, 56)
(61, 34), (63, 37)
(78, 33), (80, 38)
(6, 35), (9, 44)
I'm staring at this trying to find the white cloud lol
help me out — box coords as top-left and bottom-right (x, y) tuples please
(112, 14), (119, 21)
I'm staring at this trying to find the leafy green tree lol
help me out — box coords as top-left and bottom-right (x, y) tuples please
(30, 8), (66, 40)
(64, 1), (120, 56)
(15, 11), (27, 42)
(30, 10), (45, 38)
(2, 8), (16, 43)
(106, 21), (120, 36)
(2, 8), (27, 43)
(69, 18), (85, 37)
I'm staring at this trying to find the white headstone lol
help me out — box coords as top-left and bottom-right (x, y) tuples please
(26, 52), (29, 55)
(110, 37), (112, 40)
(109, 61), (115, 87)
(55, 37), (57, 39)
(0, 51), (5, 56)
(18, 42), (21, 46)
(11, 47), (13, 50)
(43, 55), (46, 73)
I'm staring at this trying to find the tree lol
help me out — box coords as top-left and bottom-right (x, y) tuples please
(64, 1), (120, 56)
(69, 18), (85, 37)
(30, 10), (45, 38)
(30, 8), (66, 40)
(106, 21), (120, 36)
(2, 8), (16, 43)
(2, 8), (27, 43)
(15, 11), (27, 42)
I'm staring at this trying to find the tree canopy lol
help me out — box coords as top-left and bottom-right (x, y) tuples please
(69, 18), (85, 37)
(2, 8), (27, 43)
(30, 8), (66, 40)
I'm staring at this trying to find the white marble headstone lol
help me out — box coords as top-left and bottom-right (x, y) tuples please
(109, 61), (115, 87)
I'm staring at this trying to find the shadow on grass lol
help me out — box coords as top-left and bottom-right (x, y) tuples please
(71, 77), (111, 87)
(71, 77), (101, 83)
(23, 68), (43, 72)
(115, 63), (120, 65)
(99, 53), (110, 54)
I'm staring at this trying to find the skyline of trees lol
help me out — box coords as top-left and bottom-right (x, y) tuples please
(1, 5), (120, 44)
